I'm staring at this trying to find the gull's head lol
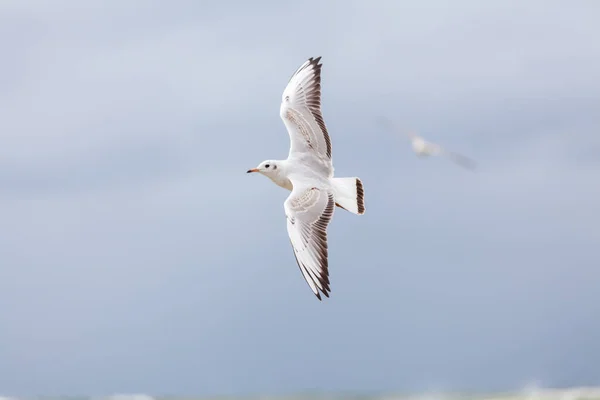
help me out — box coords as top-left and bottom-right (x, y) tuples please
(247, 160), (280, 177)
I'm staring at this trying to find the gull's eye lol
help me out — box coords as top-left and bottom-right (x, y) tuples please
(265, 164), (270, 168)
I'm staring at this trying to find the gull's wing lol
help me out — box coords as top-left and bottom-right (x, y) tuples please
(280, 57), (333, 167)
(443, 149), (477, 170)
(284, 184), (335, 300)
(426, 143), (476, 169)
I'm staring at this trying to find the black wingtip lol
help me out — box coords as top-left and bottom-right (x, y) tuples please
(309, 56), (322, 66)
(315, 288), (330, 301)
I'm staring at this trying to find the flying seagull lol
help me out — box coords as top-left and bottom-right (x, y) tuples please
(247, 56), (366, 300)
(379, 117), (476, 170)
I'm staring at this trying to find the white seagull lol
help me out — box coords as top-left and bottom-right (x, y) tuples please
(379, 117), (476, 170)
(247, 56), (366, 301)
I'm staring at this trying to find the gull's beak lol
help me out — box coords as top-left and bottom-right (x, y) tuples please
(247, 168), (259, 173)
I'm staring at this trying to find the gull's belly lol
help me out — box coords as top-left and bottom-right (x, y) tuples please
(270, 175), (294, 191)
(288, 153), (333, 178)
(285, 158), (332, 186)
(286, 171), (331, 192)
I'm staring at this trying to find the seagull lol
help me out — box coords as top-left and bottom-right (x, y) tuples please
(247, 56), (366, 301)
(379, 117), (476, 170)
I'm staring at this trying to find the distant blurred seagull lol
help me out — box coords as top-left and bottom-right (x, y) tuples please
(379, 117), (476, 170)
(247, 57), (366, 301)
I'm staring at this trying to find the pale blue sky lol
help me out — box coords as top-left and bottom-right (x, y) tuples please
(1, 0), (600, 397)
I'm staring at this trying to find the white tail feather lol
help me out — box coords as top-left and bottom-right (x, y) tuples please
(331, 177), (366, 215)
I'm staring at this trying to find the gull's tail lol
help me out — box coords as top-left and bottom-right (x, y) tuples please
(332, 177), (366, 215)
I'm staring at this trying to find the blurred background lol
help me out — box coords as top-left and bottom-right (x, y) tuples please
(1, 0), (599, 398)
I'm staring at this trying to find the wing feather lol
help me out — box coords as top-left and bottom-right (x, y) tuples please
(280, 57), (333, 168)
(284, 185), (335, 300)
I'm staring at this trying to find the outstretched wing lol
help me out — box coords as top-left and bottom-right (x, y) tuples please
(284, 185), (335, 300)
(424, 143), (476, 169)
(443, 150), (477, 170)
(280, 57), (333, 167)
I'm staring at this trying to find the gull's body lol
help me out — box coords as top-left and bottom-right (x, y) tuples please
(410, 136), (441, 156)
(248, 57), (366, 301)
(380, 117), (476, 170)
